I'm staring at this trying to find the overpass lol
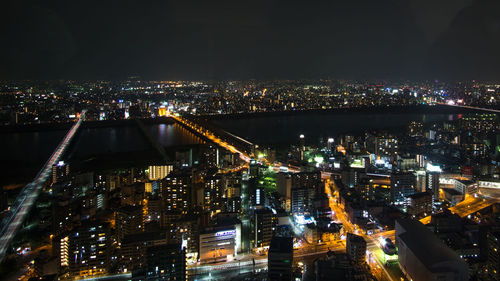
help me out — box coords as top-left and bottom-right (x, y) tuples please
(0, 111), (86, 263)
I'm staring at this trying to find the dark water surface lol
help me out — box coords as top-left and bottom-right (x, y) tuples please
(0, 123), (202, 185)
(0, 112), (466, 184)
(211, 112), (459, 144)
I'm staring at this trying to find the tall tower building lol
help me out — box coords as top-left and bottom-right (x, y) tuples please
(52, 161), (70, 184)
(426, 163), (441, 202)
(160, 170), (192, 214)
(58, 222), (111, 279)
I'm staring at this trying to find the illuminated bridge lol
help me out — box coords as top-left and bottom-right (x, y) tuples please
(169, 114), (303, 174)
(169, 113), (254, 163)
(0, 110), (86, 263)
(437, 102), (500, 113)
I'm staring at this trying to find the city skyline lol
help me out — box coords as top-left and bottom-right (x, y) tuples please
(0, 1), (498, 281)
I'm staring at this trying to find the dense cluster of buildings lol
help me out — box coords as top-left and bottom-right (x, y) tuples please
(1, 80), (500, 125)
(2, 82), (500, 281)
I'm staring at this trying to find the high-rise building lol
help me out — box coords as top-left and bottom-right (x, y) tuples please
(390, 172), (415, 208)
(268, 236), (293, 281)
(254, 208), (274, 249)
(203, 175), (223, 213)
(58, 222), (111, 279)
(160, 170), (192, 214)
(487, 231), (500, 281)
(415, 170), (426, 193)
(175, 149), (193, 167)
(144, 244), (186, 281)
(407, 192), (432, 218)
(120, 231), (168, 272)
(346, 233), (366, 264)
(291, 187), (314, 214)
(299, 134), (305, 160)
(327, 138), (334, 151)
(225, 175), (242, 213)
(277, 173), (292, 211)
(52, 161), (70, 184)
(291, 171), (321, 190)
(426, 164), (441, 202)
(248, 177), (266, 207)
(200, 145), (220, 168)
(375, 135), (398, 157)
(116, 205), (144, 242)
(147, 165), (173, 181)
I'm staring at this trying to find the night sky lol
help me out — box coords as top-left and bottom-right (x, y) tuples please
(1, 0), (499, 81)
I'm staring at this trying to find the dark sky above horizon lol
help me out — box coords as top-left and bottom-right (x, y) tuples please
(1, 0), (499, 81)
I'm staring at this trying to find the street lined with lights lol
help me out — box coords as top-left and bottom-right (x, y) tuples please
(0, 111), (86, 263)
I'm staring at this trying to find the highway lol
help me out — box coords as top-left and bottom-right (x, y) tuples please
(188, 254), (267, 280)
(170, 114), (252, 163)
(170, 114), (305, 176)
(0, 111), (86, 263)
(436, 102), (500, 113)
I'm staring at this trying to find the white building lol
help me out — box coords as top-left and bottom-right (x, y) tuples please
(199, 226), (239, 263)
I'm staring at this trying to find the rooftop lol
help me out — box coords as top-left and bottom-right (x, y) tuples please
(396, 218), (467, 272)
(269, 236), (293, 254)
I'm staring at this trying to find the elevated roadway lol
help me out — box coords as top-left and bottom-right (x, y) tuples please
(436, 102), (500, 113)
(0, 111), (86, 263)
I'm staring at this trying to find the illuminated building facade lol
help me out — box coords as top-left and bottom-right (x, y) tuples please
(160, 170), (192, 213)
(157, 106), (167, 117)
(199, 226), (238, 263)
(291, 187), (314, 214)
(253, 208), (274, 249)
(52, 161), (70, 184)
(64, 222), (111, 279)
(390, 172), (416, 208)
(407, 192), (432, 218)
(426, 164), (442, 202)
(147, 165), (173, 181)
(203, 175), (223, 213)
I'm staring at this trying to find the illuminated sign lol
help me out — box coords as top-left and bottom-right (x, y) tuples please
(215, 230), (236, 237)
(350, 158), (365, 168)
(426, 163), (442, 173)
